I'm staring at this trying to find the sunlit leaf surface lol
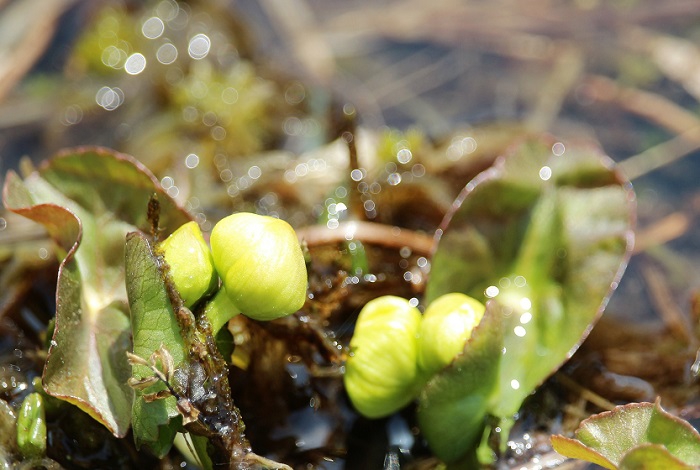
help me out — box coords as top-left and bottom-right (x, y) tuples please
(125, 232), (185, 456)
(417, 300), (504, 464)
(619, 444), (696, 470)
(551, 400), (700, 469)
(422, 136), (635, 461)
(2, 148), (190, 437)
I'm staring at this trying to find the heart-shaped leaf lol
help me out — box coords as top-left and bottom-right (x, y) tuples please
(2, 147), (190, 437)
(551, 400), (700, 469)
(421, 136), (635, 461)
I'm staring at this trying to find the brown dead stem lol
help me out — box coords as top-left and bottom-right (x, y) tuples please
(556, 373), (617, 413)
(297, 221), (435, 255)
(633, 213), (691, 254)
(639, 260), (694, 345)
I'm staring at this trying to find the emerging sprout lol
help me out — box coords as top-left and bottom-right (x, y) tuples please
(418, 293), (485, 376)
(16, 393), (47, 459)
(210, 212), (307, 321)
(344, 296), (424, 419)
(159, 221), (218, 308)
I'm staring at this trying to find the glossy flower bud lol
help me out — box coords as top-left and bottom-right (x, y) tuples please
(159, 221), (218, 308)
(210, 212), (307, 321)
(418, 293), (485, 376)
(344, 296), (424, 419)
(16, 392), (46, 458)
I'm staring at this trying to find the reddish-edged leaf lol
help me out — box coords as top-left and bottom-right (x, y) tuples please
(552, 400), (700, 469)
(421, 136), (635, 461)
(2, 147), (190, 437)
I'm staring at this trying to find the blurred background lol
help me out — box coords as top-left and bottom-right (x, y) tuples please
(3, 0), (700, 322)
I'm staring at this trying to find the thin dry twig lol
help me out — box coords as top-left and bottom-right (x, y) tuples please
(581, 74), (700, 179)
(623, 27), (700, 102)
(633, 212), (691, 254)
(581, 75), (700, 136)
(556, 373), (617, 412)
(297, 221), (435, 255)
(640, 260), (694, 345)
(620, 126), (700, 180)
(371, 50), (467, 109)
(562, 398), (590, 426)
(525, 44), (584, 132)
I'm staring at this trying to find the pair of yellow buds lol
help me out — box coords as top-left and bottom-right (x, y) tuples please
(344, 293), (485, 419)
(158, 213), (308, 327)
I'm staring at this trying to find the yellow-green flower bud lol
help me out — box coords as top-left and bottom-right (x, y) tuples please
(159, 221), (218, 308)
(16, 392), (46, 459)
(210, 212), (307, 321)
(344, 296), (423, 419)
(418, 293), (485, 376)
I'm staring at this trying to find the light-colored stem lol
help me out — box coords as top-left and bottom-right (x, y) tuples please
(296, 221), (435, 255)
(204, 288), (241, 334)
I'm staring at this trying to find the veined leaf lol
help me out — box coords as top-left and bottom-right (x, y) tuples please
(125, 232), (186, 456)
(2, 147), (190, 437)
(552, 400), (700, 469)
(422, 136), (635, 461)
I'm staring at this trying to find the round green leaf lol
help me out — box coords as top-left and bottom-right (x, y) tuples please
(422, 136), (635, 460)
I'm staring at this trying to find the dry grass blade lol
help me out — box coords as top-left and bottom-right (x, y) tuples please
(582, 75), (700, 137)
(557, 373), (618, 413)
(620, 127), (700, 180)
(0, 0), (79, 103)
(297, 220), (435, 254)
(633, 213), (691, 254)
(525, 44), (584, 132)
(581, 74), (700, 180)
(640, 260), (694, 345)
(623, 27), (700, 102)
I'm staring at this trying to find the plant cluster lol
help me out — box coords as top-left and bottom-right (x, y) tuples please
(124, 207), (309, 468)
(2, 1), (700, 468)
(2, 133), (698, 468)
